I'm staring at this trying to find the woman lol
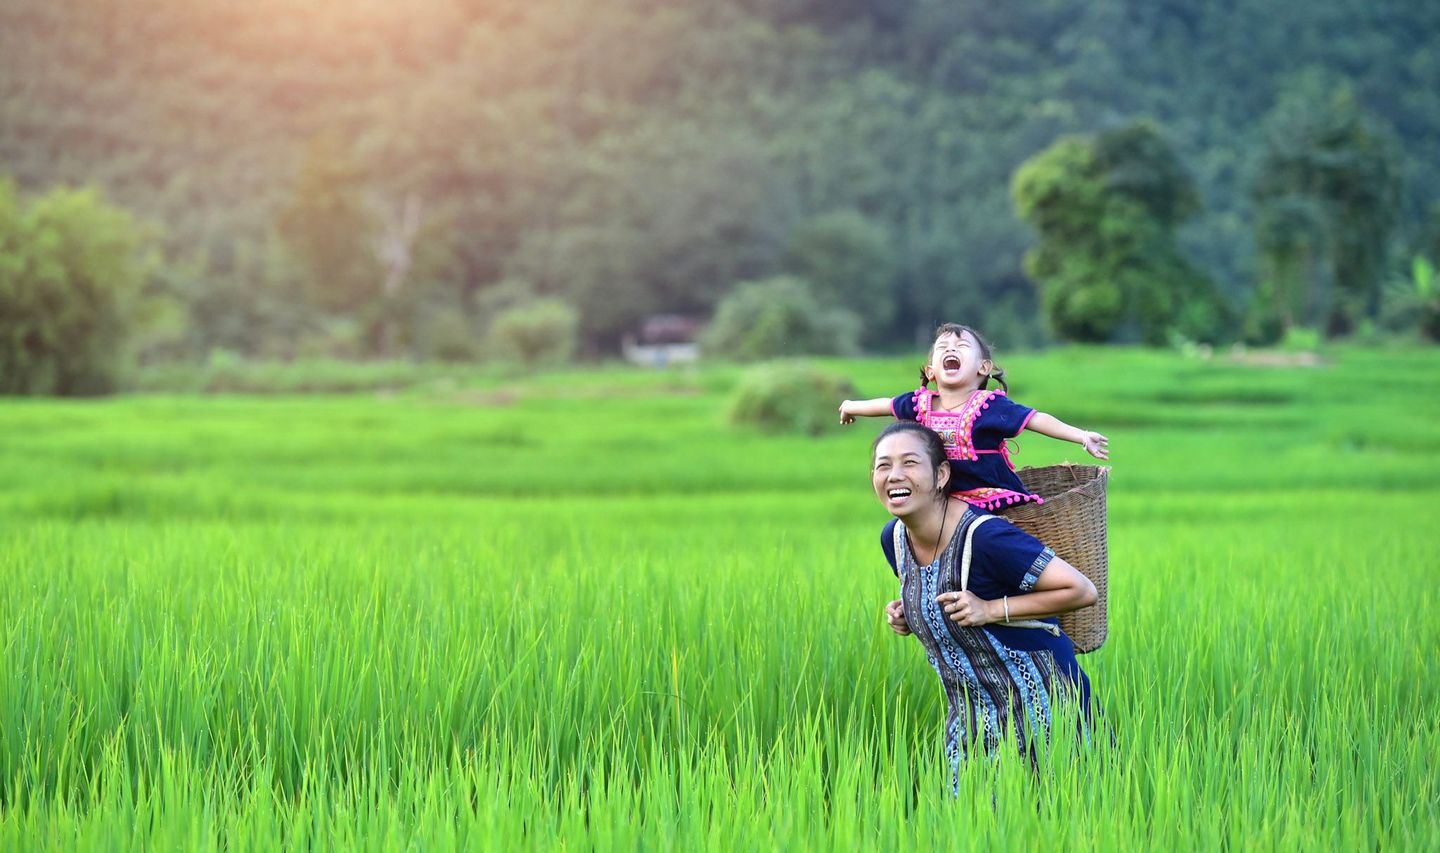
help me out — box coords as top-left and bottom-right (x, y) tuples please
(872, 421), (1096, 781)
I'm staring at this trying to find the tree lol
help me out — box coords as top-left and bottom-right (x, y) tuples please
(274, 135), (380, 328)
(1251, 83), (1402, 338)
(782, 209), (897, 349)
(1012, 121), (1227, 344)
(1247, 196), (1327, 344)
(0, 179), (155, 395)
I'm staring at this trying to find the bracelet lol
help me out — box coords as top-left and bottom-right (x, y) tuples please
(1003, 596), (1010, 623)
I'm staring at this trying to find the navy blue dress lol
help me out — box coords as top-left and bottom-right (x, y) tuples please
(882, 510), (1091, 783)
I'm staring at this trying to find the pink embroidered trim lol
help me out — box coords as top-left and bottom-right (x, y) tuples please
(1017, 408), (1037, 435)
(911, 388), (931, 419)
(949, 487), (1044, 511)
(914, 388), (1009, 463)
(953, 389), (1003, 461)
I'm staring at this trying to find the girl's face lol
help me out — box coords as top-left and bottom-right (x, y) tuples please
(925, 330), (991, 388)
(872, 432), (946, 517)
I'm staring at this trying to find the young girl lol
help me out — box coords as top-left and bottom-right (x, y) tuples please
(839, 323), (1108, 512)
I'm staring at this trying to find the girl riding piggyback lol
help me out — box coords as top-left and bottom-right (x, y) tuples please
(840, 323), (1108, 513)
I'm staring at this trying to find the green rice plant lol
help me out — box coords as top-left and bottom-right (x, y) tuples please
(1, 346), (1437, 849)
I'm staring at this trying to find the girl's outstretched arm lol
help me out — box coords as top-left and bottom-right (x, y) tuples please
(839, 397), (894, 424)
(1024, 412), (1109, 460)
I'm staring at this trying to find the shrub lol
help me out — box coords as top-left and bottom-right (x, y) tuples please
(728, 361), (856, 435)
(701, 276), (861, 361)
(1379, 255), (1440, 342)
(0, 180), (154, 395)
(489, 298), (579, 368)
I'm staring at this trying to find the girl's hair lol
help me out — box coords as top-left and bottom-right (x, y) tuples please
(918, 323), (1008, 393)
(871, 421), (949, 496)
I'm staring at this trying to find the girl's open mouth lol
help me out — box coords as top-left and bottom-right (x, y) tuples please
(942, 355), (961, 370)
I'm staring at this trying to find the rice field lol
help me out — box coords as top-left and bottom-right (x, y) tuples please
(2, 347), (1438, 849)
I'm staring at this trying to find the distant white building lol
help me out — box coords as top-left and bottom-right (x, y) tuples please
(621, 315), (702, 368)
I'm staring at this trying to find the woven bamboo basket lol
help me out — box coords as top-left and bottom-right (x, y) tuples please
(1002, 463), (1109, 653)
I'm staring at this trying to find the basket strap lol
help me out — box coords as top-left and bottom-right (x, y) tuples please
(893, 520), (909, 583)
(961, 514), (1060, 637)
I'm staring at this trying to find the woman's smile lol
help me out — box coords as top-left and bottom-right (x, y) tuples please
(884, 484), (914, 510)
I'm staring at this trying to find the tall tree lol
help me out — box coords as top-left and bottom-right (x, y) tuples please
(1012, 121), (1226, 344)
(782, 209), (897, 348)
(275, 135), (379, 320)
(1251, 83), (1401, 337)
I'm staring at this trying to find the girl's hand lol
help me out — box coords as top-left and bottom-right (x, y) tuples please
(839, 401), (856, 425)
(1082, 431), (1109, 460)
(884, 599), (911, 635)
(936, 591), (998, 626)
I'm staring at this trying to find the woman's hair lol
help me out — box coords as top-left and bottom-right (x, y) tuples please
(872, 421), (949, 495)
(918, 322), (1008, 393)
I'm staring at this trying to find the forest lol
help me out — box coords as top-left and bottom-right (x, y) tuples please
(2, 0), (1438, 388)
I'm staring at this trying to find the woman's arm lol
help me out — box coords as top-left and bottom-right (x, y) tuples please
(1024, 412), (1109, 460)
(936, 555), (1097, 626)
(839, 397), (895, 424)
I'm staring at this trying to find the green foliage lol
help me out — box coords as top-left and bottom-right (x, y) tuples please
(727, 360), (857, 435)
(472, 279), (542, 356)
(1415, 255), (1436, 300)
(1279, 326), (1323, 352)
(489, 298), (579, 369)
(2, 1), (1440, 354)
(174, 237), (312, 359)
(410, 306), (482, 362)
(1251, 82), (1402, 339)
(701, 276), (861, 361)
(275, 135), (379, 317)
(0, 179), (155, 395)
(1379, 255), (1440, 342)
(1013, 123), (1228, 345)
(782, 210), (897, 347)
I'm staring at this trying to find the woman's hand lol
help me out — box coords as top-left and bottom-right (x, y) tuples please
(884, 599), (911, 635)
(936, 591), (998, 626)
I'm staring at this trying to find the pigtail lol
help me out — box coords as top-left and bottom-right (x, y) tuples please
(917, 366), (931, 389)
(985, 365), (1009, 394)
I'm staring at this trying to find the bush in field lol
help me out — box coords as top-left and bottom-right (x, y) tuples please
(702, 275), (861, 361)
(728, 360), (856, 435)
(0, 179), (154, 395)
(489, 298), (579, 368)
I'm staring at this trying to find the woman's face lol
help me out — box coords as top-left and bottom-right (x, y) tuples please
(872, 432), (945, 517)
